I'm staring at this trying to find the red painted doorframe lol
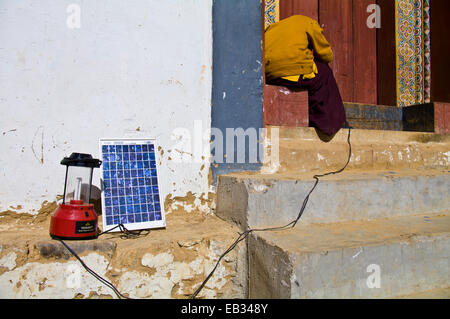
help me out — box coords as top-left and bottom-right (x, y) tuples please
(278, 0), (378, 105)
(279, 0), (318, 21)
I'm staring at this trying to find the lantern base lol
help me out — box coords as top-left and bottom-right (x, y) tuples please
(50, 201), (98, 240)
(50, 234), (98, 241)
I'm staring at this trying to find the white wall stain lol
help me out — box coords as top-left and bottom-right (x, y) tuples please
(0, 0), (213, 213)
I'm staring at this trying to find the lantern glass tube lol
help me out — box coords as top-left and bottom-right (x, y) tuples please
(63, 166), (94, 204)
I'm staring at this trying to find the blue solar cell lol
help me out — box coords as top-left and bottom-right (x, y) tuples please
(101, 140), (165, 230)
(126, 196), (133, 205)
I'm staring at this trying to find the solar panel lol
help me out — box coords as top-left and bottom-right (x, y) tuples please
(99, 138), (166, 232)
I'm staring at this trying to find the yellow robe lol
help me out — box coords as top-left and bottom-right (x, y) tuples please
(265, 15), (333, 82)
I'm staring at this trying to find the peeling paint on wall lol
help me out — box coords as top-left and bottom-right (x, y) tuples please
(164, 192), (216, 215)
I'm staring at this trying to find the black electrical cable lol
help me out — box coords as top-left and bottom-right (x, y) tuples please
(98, 223), (151, 239)
(58, 223), (150, 299)
(59, 238), (130, 299)
(190, 127), (352, 299)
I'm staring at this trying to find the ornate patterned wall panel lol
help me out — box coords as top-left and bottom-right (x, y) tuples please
(396, 0), (431, 107)
(423, 0), (431, 103)
(264, 0), (279, 29)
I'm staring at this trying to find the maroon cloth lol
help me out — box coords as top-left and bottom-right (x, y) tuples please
(268, 60), (346, 136)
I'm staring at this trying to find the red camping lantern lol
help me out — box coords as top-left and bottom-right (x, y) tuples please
(50, 153), (102, 240)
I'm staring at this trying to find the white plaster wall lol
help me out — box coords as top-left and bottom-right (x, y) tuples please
(0, 0), (212, 213)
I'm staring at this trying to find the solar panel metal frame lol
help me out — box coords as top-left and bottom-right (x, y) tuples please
(99, 138), (166, 232)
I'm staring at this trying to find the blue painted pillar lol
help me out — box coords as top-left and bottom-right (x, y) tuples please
(211, 0), (264, 182)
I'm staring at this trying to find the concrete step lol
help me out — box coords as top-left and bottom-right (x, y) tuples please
(248, 213), (450, 298)
(394, 287), (450, 299)
(262, 127), (450, 174)
(216, 169), (450, 229)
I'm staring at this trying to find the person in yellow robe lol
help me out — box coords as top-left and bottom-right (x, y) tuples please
(265, 15), (346, 137)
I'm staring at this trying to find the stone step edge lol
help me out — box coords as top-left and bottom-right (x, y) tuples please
(264, 126), (450, 144)
(250, 213), (450, 255)
(221, 168), (449, 182)
(216, 170), (449, 230)
(248, 213), (450, 298)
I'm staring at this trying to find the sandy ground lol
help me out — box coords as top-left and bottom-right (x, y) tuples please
(0, 202), (245, 298)
(0, 201), (237, 246)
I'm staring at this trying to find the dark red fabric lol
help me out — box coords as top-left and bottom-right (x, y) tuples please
(268, 60), (347, 136)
